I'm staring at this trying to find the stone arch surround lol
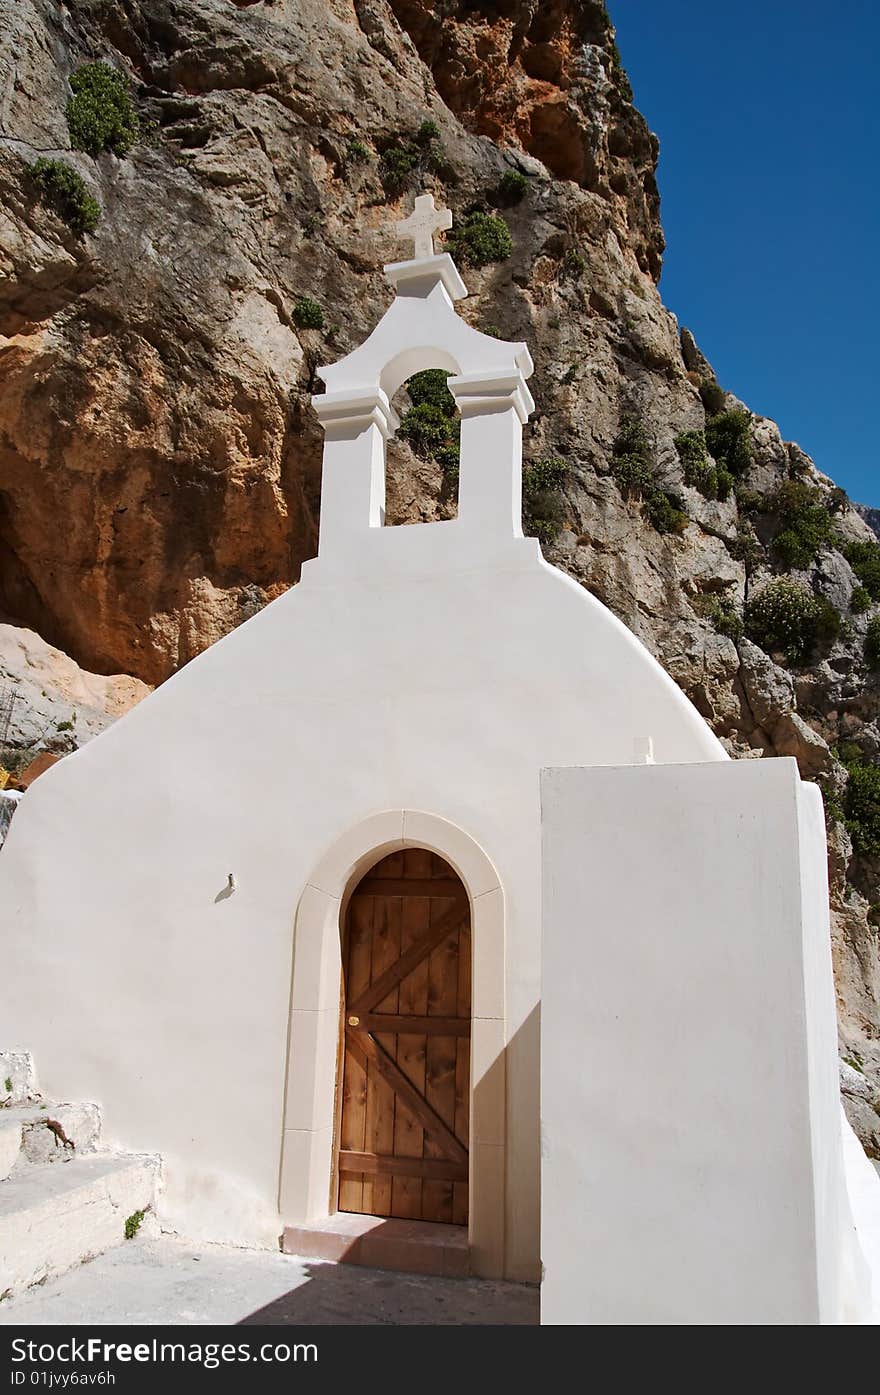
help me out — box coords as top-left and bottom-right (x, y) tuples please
(278, 809), (508, 1278)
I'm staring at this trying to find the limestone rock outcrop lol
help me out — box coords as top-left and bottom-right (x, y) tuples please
(0, 621), (149, 771)
(0, 0), (878, 1149)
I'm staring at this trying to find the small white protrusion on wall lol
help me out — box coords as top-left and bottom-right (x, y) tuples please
(633, 736), (655, 764)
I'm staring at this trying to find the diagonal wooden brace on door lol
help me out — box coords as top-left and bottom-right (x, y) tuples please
(345, 1026), (468, 1165)
(347, 896), (469, 1017)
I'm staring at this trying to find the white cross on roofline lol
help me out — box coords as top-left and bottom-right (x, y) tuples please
(393, 191), (452, 261)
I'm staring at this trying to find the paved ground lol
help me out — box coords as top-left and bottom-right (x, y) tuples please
(0, 1236), (539, 1325)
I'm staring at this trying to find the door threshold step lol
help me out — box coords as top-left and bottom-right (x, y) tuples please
(281, 1213), (470, 1278)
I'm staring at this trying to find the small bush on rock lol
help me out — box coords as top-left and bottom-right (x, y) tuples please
(292, 296), (324, 329)
(380, 142), (421, 194)
(497, 170), (529, 204)
(398, 402), (453, 453)
(693, 593), (744, 641)
(611, 417), (688, 535)
(124, 1208), (147, 1240)
(29, 158), (99, 235)
(435, 440), (460, 480)
(523, 458), (567, 495)
(744, 577), (840, 666)
(675, 428), (732, 500)
(698, 378), (726, 415)
(447, 211), (512, 267)
(523, 458), (567, 547)
(611, 417), (651, 491)
(561, 248), (586, 279)
(345, 138), (370, 165)
(866, 616), (880, 667)
(768, 479), (835, 570)
(397, 370), (459, 473)
(851, 584), (872, 614)
(727, 525), (765, 575)
(67, 62), (139, 157)
(380, 120), (451, 196)
(735, 487), (763, 515)
(609, 41), (634, 102)
(844, 540), (880, 602)
(706, 408), (753, 477)
(643, 489), (688, 535)
(407, 369), (454, 413)
(844, 759), (880, 856)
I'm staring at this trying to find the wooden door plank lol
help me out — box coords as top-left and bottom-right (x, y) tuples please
(338, 894), (373, 1213)
(423, 911), (461, 1223)
(339, 1150), (467, 1182)
(348, 897), (467, 1016)
(362, 892), (400, 1217)
(353, 877), (462, 898)
(404, 846), (435, 879)
(454, 921), (471, 1225)
(390, 886), (429, 1219)
(346, 1030), (470, 1165)
(359, 1013), (470, 1037)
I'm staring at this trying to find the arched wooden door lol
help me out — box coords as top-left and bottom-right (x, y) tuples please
(337, 848), (471, 1225)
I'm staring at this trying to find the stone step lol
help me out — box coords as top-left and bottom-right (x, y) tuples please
(0, 1120), (20, 1183)
(0, 1050), (39, 1106)
(0, 1152), (160, 1297)
(0, 1102), (102, 1173)
(282, 1213), (470, 1278)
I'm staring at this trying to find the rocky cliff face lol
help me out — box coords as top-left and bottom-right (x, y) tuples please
(1, 0), (878, 1146)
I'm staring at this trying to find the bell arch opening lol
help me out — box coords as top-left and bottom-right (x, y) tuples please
(386, 369), (461, 524)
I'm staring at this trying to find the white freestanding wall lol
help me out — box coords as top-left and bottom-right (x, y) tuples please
(540, 759), (876, 1323)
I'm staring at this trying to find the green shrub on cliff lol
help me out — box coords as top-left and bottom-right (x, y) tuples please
(497, 170), (529, 204)
(29, 159), (99, 235)
(865, 616), (880, 667)
(67, 62), (139, 157)
(744, 578), (840, 665)
(675, 428), (732, 501)
(407, 369), (454, 413)
(398, 403), (452, 453)
(844, 759), (880, 856)
(851, 584), (872, 614)
(522, 458), (567, 546)
(611, 417), (688, 535)
(698, 378), (727, 415)
(767, 480), (835, 570)
(705, 408), (753, 478)
(380, 142), (421, 193)
(292, 296), (324, 329)
(693, 593), (744, 641)
(447, 211), (512, 267)
(643, 489), (688, 535)
(844, 540), (880, 602)
(397, 370), (459, 476)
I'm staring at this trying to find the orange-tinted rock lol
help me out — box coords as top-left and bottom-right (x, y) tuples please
(15, 749), (62, 790)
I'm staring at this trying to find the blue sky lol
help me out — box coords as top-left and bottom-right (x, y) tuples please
(609, 0), (879, 505)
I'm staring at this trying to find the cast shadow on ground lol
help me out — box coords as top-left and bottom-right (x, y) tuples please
(239, 1260), (539, 1326)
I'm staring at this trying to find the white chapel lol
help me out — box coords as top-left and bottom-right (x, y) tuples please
(2, 193), (879, 1323)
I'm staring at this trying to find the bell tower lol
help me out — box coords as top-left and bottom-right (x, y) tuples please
(311, 192), (535, 563)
